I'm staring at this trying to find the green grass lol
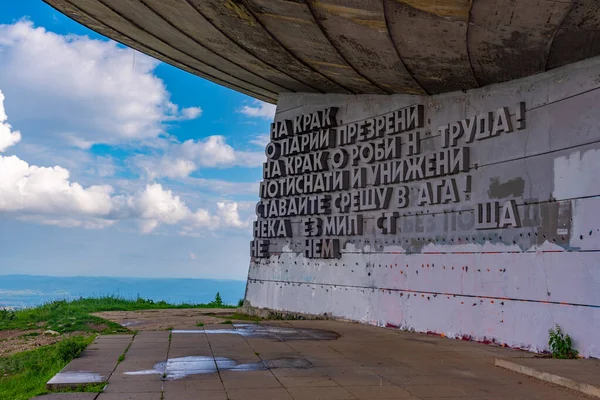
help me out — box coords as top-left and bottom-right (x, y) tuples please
(0, 294), (239, 400)
(217, 313), (262, 322)
(196, 322), (205, 327)
(0, 295), (237, 334)
(221, 320), (233, 324)
(0, 335), (95, 400)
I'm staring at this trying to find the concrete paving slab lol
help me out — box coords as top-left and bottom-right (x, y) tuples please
(163, 390), (227, 400)
(345, 385), (417, 399)
(277, 375), (338, 388)
(286, 386), (356, 400)
(220, 370), (283, 389)
(31, 394), (98, 400)
(46, 335), (133, 391)
(103, 380), (163, 393)
(227, 388), (294, 400)
(96, 394), (160, 400)
(55, 319), (594, 399)
(164, 374), (224, 391)
(496, 357), (600, 398)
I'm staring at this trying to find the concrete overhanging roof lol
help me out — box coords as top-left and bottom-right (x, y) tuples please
(43, 0), (600, 104)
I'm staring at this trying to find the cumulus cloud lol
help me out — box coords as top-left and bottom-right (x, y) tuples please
(249, 134), (270, 147)
(133, 135), (265, 179)
(217, 202), (250, 228)
(0, 154), (114, 216)
(0, 21), (201, 147)
(239, 100), (276, 120)
(0, 90), (21, 152)
(0, 90), (249, 233)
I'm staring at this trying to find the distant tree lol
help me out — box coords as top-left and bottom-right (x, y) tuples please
(213, 292), (223, 307)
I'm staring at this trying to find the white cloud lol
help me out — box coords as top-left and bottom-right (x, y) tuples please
(239, 100), (276, 120)
(250, 134), (270, 147)
(0, 155), (114, 216)
(181, 107), (202, 120)
(188, 252), (197, 260)
(217, 201), (250, 228)
(0, 90), (21, 152)
(0, 91), (250, 234)
(126, 183), (191, 233)
(133, 135), (265, 179)
(0, 21), (201, 147)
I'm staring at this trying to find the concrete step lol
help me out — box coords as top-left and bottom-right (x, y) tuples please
(496, 357), (600, 398)
(46, 335), (133, 391)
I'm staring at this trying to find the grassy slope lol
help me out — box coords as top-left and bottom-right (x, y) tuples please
(0, 295), (237, 400)
(0, 295), (237, 334)
(0, 336), (95, 400)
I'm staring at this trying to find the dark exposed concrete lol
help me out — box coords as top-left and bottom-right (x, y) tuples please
(43, 0), (600, 102)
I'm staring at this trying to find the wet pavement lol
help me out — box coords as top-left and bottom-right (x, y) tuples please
(38, 321), (591, 400)
(46, 335), (133, 390)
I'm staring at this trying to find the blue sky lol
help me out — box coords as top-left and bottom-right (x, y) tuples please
(0, 1), (274, 280)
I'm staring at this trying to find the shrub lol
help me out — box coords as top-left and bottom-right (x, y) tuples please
(548, 325), (578, 359)
(56, 337), (88, 362)
(237, 299), (244, 307)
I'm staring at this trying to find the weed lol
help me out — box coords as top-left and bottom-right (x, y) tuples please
(548, 325), (578, 359)
(0, 309), (16, 322)
(56, 337), (88, 363)
(237, 299), (244, 307)
(217, 313), (261, 323)
(18, 332), (40, 338)
(117, 354), (125, 363)
(0, 335), (94, 400)
(196, 322), (204, 327)
(221, 320), (233, 325)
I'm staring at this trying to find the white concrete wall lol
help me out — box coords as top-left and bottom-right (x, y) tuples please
(246, 56), (600, 358)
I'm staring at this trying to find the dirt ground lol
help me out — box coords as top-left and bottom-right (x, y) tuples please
(0, 330), (89, 357)
(91, 308), (244, 331)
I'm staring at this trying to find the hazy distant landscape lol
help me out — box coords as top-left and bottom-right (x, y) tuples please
(0, 275), (247, 309)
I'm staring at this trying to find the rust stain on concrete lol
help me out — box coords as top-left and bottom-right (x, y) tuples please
(262, 13), (312, 25)
(313, 2), (387, 31)
(395, 0), (472, 20)
(224, 0), (258, 27)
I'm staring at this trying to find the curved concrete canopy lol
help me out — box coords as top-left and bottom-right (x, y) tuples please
(44, 0), (600, 103)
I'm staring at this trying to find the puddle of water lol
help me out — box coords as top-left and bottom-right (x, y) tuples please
(172, 325), (339, 341)
(47, 371), (105, 385)
(121, 321), (142, 327)
(124, 356), (267, 380)
(124, 356), (312, 380)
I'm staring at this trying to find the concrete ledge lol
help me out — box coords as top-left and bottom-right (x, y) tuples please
(495, 358), (600, 398)
(46, 335), (133, 391)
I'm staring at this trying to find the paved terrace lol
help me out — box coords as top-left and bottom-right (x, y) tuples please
(34, 318), (596, 400)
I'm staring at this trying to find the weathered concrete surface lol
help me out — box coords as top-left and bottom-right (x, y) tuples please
(43, 321), (593, 399)
(44, 0), (600, 102)
(496, 358), (600, 398)
(46, 335), (133, 391)
(247, 55), (600, 358)
(32, 395), (98, 400)
(91, 308), (241, 331)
